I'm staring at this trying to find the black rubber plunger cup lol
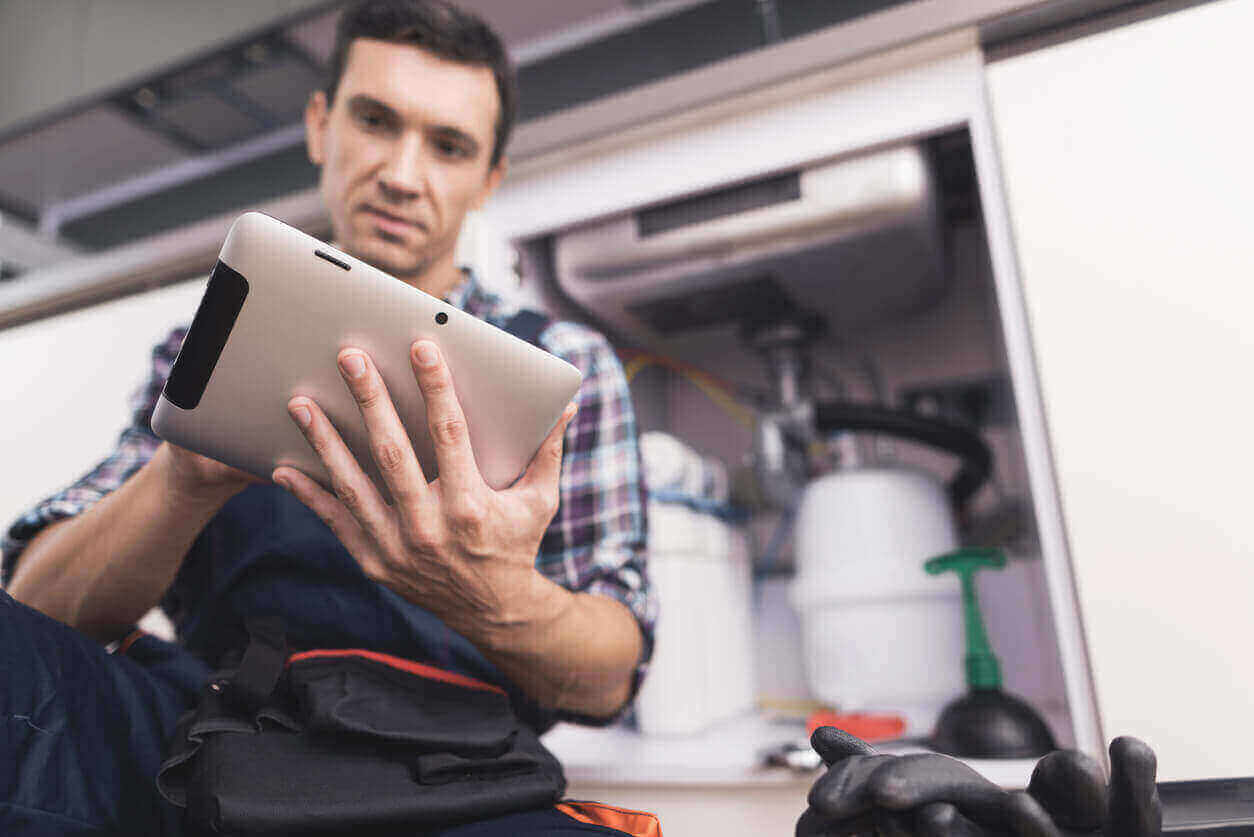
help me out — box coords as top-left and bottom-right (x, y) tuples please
(925, 547), (1056, 759)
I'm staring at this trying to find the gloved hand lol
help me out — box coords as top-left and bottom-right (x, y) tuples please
(796, 726), (1162, 836)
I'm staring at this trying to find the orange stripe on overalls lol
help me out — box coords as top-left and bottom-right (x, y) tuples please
(555, 800), (663, 837)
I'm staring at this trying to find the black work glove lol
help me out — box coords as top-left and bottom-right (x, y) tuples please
(796, 726), (1162, 837)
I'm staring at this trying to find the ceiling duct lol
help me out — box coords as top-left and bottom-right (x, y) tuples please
(553, 144), (945, 345)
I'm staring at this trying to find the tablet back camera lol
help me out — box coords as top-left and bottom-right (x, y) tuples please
(435, 312), (448, 325)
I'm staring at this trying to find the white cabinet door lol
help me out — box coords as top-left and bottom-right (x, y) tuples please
(986, 0), (1254, 781)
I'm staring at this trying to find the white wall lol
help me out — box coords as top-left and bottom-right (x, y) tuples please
(986, 0), (1254, 781)
(0, 278), (205, 533)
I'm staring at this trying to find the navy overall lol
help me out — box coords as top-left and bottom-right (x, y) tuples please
(0, 312), (635, 835)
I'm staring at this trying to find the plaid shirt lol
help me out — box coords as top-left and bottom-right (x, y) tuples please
(2, 269), (654, 702)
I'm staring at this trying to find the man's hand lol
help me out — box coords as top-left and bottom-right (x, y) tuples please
(161, 441), (262, 503)
(10, 442), (261, 640)
(797, 727), (1162, 836)
(271, 340), (577, 643)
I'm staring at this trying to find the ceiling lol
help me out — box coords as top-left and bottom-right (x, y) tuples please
(0, 0), (1182, 279)
(0, 1), (711, 258)
(0, 0), (928, 269)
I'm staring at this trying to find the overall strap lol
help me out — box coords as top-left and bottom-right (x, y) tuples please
(502, 309), (551, 347)
(226, 614), (288, 714)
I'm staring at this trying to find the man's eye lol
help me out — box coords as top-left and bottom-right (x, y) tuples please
(436, 139), (471, 158)
(355, 111), (387, 130)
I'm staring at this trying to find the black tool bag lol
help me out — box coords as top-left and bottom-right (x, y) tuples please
(157, 619), (566, 835)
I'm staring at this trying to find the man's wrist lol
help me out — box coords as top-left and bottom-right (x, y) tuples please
(378, 557), (639, 717)
(476, 569), (573, 655)
(472, 571), (588, 713)
(153, 444), (249, 511)
(390, 559), (572, 656)
(471, 573), (640, 718)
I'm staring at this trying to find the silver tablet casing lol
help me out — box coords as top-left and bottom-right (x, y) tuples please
(151, 212), (583, 495)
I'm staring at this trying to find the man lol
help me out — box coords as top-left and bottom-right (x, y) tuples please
(0, 2), (654, 834)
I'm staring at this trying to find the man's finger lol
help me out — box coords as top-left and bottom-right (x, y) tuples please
(914, 802), (989, 837)
(812, 726), (879, 766)
(794, 807), (877, 837)
(872, 809), (915, 837)
(410, 340), (482, 495)
(808, 754), (897, 820)
(286, 397), (392, 545)
(515, 401), (576, 505)
(1027, 749), (1108, 831)
(1108, 736), (1162, 837)
(869, 754), (1061, 835)
(794, 807), (830, 837)
(866, 754), (1008, 821)
(272, 466), (376, 561)
(336, 348), (429, 513)
(1002, 790), (1064, 837)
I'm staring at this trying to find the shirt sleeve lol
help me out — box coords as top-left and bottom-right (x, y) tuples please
(1, 326), (187, 587)
(536, 320), (655, 724)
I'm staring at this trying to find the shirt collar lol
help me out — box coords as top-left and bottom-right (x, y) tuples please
(443, 267), (475, 310)
(445, 267), (505, 322)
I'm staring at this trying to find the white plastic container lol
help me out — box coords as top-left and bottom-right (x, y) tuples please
(636, 433), (755, 737)
(790, 466), (966, 733)
(636, 503), (756, 737)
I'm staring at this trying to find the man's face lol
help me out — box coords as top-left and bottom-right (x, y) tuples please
(304, 38), (505, 291)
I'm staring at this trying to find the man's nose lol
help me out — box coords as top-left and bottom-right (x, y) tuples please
(378, 137), (426, 201)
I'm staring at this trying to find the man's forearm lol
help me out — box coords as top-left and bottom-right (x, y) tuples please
(8, 444), (240, 643)
(465, 573), (643, 719)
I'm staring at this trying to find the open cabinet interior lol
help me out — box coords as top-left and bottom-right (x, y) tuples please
(517, 126), (1077, 767)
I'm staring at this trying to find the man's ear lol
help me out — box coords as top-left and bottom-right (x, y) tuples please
(305, 90), (329, 166)
(473, 157), (508, 210)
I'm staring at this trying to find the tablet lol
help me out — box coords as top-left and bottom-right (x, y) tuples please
(151, 212), (582, 495)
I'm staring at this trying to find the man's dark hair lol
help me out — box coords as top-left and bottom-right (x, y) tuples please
(325, 0), (517, 166)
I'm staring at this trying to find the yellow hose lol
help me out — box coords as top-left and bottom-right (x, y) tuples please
(622, 354), (757, 429)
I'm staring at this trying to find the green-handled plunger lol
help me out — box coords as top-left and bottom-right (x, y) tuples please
(925, 547), (1057, 759)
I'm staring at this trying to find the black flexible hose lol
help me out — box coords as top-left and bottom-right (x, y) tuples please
(812, 402), (993, 506)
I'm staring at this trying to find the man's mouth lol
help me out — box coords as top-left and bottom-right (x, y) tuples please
(362, 206), (425, 238)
